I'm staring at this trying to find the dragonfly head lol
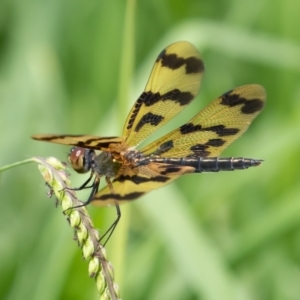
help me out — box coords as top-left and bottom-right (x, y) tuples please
(68, 147), (95, 174)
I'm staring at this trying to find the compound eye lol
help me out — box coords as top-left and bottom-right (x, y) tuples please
(68, 147), (89, 173)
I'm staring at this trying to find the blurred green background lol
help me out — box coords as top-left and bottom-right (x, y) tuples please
(1, 0), (300, 299)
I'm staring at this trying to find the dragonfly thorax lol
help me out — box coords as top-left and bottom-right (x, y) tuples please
(94, 151), (120, 178)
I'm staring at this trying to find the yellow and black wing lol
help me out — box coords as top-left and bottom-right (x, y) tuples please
(91, 84), (266, 205)
(92, 162), (194, 206)
(123, 41), (204, 147)
(31, 134), (123, 151)
(31, 42), (203, 152)
(141, 84), (266, 158)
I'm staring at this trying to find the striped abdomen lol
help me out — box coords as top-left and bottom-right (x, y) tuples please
(149, 157), (262, 172)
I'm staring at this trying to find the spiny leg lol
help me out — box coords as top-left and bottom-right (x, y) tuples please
(99, 177), (121, 246)
(60, 172), (95, 200)
(73, 173), (95, 190)
(63, 172), (95, 193)
(63, 176), (100, 213)
(84, 176), (100, 205)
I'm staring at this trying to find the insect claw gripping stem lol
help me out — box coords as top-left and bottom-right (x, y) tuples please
(61, 174), (120, 246)
(62, 177), (100, 215)
(33, 156), (121, 300)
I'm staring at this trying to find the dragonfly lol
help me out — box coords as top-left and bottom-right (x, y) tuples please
(32, 41), (266, 243)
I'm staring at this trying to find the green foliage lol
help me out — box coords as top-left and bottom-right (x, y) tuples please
(0, 0), (300, 299)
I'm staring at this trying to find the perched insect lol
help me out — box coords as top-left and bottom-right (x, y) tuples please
(32, 41), (266, 242)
